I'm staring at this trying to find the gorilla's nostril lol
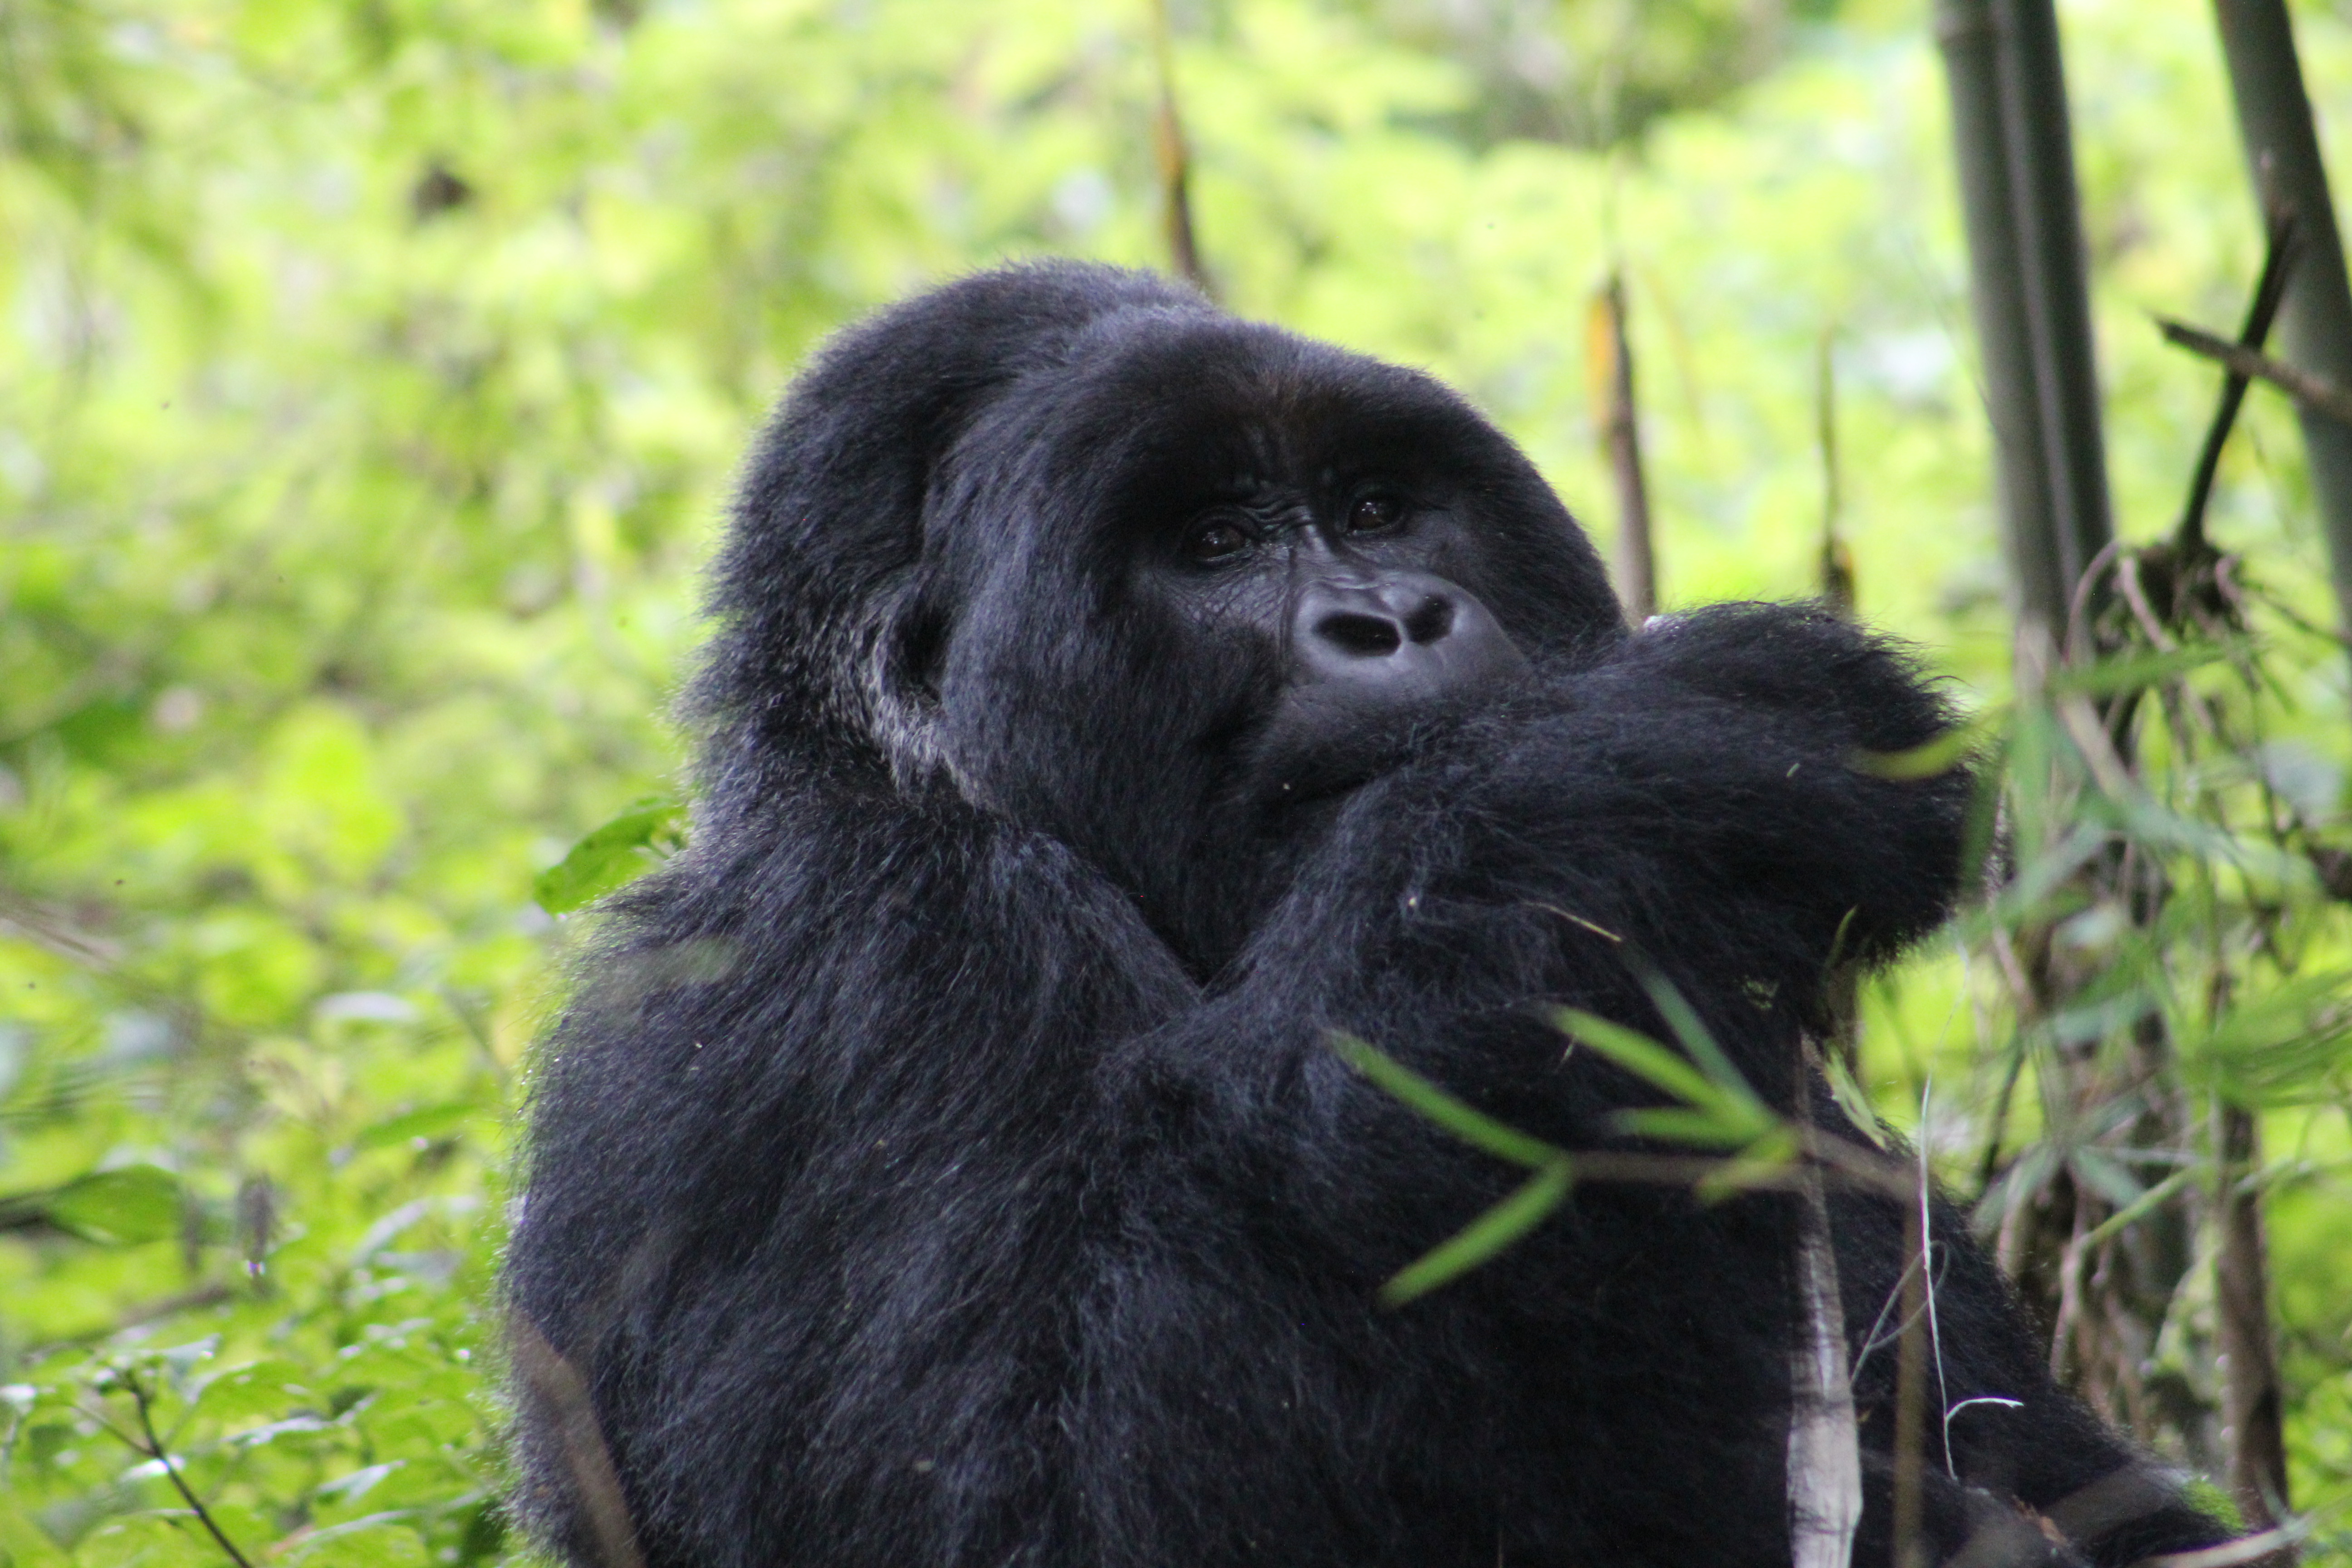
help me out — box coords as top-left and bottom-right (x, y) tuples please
(1403, 596), (1455, 645)
(1315, 611), (1405, 657)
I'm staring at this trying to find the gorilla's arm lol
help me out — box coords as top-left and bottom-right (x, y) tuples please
(1196, 603), (1975, 1117)
(1105, 603), (2218, 1565)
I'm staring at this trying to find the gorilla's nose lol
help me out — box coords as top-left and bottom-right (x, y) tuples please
(1292, 572), (1527, 700)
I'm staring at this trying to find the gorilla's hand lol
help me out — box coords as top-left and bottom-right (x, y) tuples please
(1606, 601), (1960, 760)
(1299, 601), (1977, 1034)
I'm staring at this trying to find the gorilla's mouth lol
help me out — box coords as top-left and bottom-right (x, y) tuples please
(1237, 692), (1456, 810)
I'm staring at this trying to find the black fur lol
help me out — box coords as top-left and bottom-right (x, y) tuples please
(507, 262), (2227, 1567)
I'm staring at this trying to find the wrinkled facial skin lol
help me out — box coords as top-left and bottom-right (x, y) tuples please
(1137, 481), (1532, 805)
(919, 316), (1621, 974)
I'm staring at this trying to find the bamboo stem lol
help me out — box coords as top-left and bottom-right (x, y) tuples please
(2215, 1104), (2293, 1542)
(2213, 0), (2352, 647)
(1892, 1174), (1930, 1568)
(1587, 273), (1656, 622)
(1147, 0), (1211, 297)
(1817, 331), (1856, 615)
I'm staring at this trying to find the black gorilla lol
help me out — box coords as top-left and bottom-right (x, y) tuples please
(506, 262), (2226, 1568)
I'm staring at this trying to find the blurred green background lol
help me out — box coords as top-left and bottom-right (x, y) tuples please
(3, 0), (2350, 1562)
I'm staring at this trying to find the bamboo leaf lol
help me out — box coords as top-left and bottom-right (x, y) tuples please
(1633, 969), (1753, 1099)
(2043, 641), (2240, 697)
(1851, 710), (2000, 780)
(1380, 1162), (1574, 1306)
(1557, 1008), (1775, 1147)
(1331, 1034), (1562, 1170)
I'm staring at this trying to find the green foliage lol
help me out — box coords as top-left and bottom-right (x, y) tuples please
(0, 1166), (184, 1246)
(1333, 1031), (1580, 1305)
(4, 0), (2351, 1562)
(1555, 1004), (1779, 1148)
(1336, 1000), (1807, 1304)
(531, 799), (682, 916)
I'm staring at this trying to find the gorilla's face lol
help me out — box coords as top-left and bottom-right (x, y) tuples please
(1131, 428), (1533, 807)
(911, 313), (1621, 971)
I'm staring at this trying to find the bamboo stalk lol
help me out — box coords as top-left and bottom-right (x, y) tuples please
(1892, 1173), (1931, 1568)
(2213, 0), (2352, 644)
(1787, 1039), (1863, 1568)
(1993, 0), (2115, 608)
(1147, 0), (1211, 297)
(1818, 331), (1857, 615)
(2215, 1104), (2293, 1541)
(1586, 273), (1656, 622)
(1935, 0), (2067, 634)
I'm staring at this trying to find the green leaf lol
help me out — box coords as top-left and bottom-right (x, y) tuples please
(1617, 1106), (1762, 1149)
(1632, 970), (1750, 1098)
(1331, 1033), (1561, 1170)
(352, 1102), (480, 1152)
(1554, 1007), (1777, 1149)
(1693, 1127), (1800, 1203)
(1380, 1161), (1573, 1306)
(1551, 1009), (1718, 1107)
(1821, 1050), (1887, 1148)
(24, 1166), (185, 1245)
(1851, 710), (1998, 780)
(534, 797), (686, 914)
(2179, 968), (2352, 1105)
(192, 1359), (311, 1426)
(2043, 642), (2240, 698)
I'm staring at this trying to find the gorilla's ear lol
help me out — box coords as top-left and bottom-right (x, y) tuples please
(859, 581), (958, 788)
(691, 262), (1211, 781)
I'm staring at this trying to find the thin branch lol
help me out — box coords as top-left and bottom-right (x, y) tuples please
(1892, 1152), (1931, 1568)
(1588, 273), (1657, 621)
(2176, 215), (2298, 553)
(1817, 328), (1856, 615)
(2132, 1528), (2304, 1568)
(2156, 316), (2352, 428)
(1147, 0), (1211, 296)
(510, 1317), (649, 1568)
(122, 1370), (255, 1568)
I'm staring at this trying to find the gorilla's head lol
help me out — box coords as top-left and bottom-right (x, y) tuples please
(697, 262), (1622, 970)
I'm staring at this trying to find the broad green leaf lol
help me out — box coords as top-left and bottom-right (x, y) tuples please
(353, 1102), (480, 1152)
(534, 797), (687, 914)
(11, 1166), (186, 1246)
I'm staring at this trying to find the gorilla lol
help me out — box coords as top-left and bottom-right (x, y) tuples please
(505, 262), (2227, 1568)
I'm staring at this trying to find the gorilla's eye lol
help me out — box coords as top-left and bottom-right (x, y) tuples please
(1182, 517), (1253, 564)
(1345, 495), (1405, 535)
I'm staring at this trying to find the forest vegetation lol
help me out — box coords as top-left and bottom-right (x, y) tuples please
(2, 0), (2350, 1563)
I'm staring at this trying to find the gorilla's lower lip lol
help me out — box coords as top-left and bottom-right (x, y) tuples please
(1245, 740), (1408, 811)
(1245, 689), (1477, 810)
(1259, 771), (1371, 809)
